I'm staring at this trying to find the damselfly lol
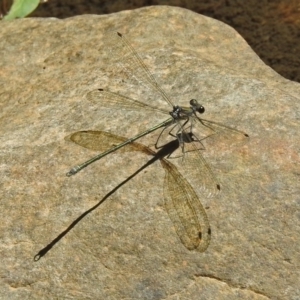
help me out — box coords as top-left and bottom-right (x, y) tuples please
(66, 32), (249, 251)
(67, 32), (248, 195)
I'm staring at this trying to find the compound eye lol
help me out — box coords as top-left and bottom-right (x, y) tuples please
(197, 105), (205, 114)
(190, 99), (197, 106)
(190, 99), (205, 114)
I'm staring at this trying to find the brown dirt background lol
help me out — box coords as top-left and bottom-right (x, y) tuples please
(3, 0), (300, 83)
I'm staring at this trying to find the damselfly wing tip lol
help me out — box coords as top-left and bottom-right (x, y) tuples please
(196, 227), (211, 252)
(198, 226), (212, 239)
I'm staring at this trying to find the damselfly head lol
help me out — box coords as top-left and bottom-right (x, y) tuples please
(190, 99), (205, 114)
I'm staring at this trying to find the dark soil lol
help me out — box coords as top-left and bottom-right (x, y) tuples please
(4, 0), (300, 82)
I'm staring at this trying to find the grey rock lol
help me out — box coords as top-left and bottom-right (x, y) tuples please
(0, 6), (299, 300)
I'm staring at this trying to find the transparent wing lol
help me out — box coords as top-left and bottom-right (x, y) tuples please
(170, 116), (249, 197)
(162, 158), (211, 252)
(154, 118), (221, 197)
(65, 130), (149, 153)
(178, 130), (221, 198)
(197, 117), (249, 147)
(86, 88), (168, 115)
(66, 130), (210, 252)
(104, 32), (173, 108)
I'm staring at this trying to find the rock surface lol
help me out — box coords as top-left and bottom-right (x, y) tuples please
(0, 6), (299, 300)
(30, 0), (300, 83)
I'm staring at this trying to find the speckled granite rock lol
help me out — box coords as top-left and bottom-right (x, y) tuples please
(0, 6), (299, 300)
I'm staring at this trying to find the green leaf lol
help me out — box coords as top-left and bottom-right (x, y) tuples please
(3, 0), (40, 20)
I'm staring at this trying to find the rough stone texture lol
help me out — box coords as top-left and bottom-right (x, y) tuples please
(30, 0), (300, 83)
(0, 6), (299, 300)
